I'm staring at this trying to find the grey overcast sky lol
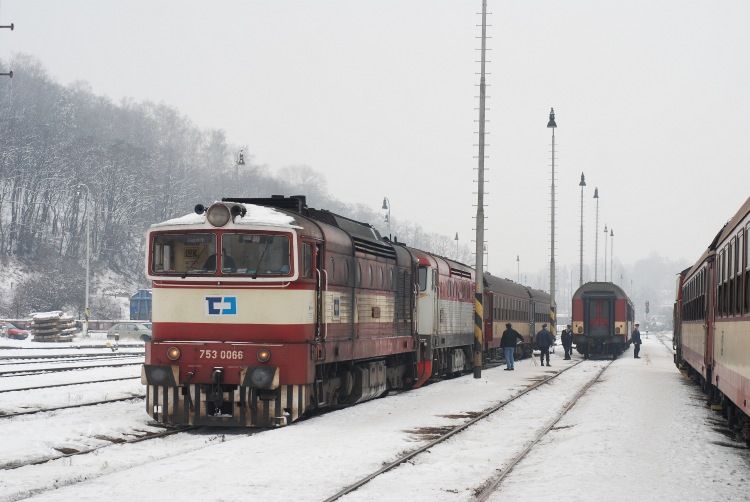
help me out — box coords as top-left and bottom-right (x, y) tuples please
(1, 1), (748, 280)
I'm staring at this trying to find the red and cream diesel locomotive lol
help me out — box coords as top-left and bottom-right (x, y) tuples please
(674, 197), (750, 438)
(141, 195), (477, 427)
(571, 282), (634, 358)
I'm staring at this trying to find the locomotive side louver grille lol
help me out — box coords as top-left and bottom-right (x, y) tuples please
(450, 268), (471, 279)
(352, 237), (396, 260)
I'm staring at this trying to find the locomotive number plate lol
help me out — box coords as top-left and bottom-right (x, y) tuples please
(199, 349), (245, 360)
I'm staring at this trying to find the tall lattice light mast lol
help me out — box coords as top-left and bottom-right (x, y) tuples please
(593, 187), (599, 281)
(547, 108), (557, 325)
(578, 172), (587, 286)
(473, 0), (489, 379)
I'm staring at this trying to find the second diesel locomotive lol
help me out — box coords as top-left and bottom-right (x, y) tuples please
(572, 282), (634, 358)
(141, 195), (551, 427)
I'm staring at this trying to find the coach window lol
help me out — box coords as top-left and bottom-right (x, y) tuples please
(739, 232), (744, 314)
(718, 250), (723, 316)
(731, 239), (737, 315)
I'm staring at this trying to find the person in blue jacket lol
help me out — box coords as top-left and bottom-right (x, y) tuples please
(535, 323), (553, 366)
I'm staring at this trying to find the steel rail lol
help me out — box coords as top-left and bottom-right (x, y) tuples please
(473, 360), (614, 501)
(322, 360), (586, 502)
(0, 361), (142, 377)
(0, 352), (144, 361)
(0, 343), (143, 350)
(0, 376), (141, 394)
(0, 354), (143, 366)
(0, 395), (145, 419)
(0, 424), (197, 471)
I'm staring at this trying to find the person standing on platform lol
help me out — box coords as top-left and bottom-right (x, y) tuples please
(632, 323), (642, 358)
(536, 323), (553, 366)
(500, 322), (524, 371)
(561, 324), (574, 360)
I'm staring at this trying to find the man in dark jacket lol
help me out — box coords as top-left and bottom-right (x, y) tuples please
(536, 323), (553, 366)
(632, 323), (642, 358)
(500, 323), (524, 370)
(561, 324), (574, 360)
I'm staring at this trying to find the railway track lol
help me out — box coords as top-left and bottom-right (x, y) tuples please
(1, 423), (194, 471)
(0, 425), (263, 502)
(0, 376), (141, 394)
(0, 361), (143, 377)
(473, 360), (613, 500)
(0, 354), (143, 367)
(0, 395), (145, 419)
(323, 359), (592, 502)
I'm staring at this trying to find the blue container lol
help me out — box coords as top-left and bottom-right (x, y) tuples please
(129, 289), (152, 320)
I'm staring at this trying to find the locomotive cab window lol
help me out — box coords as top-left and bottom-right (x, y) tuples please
(221, 233), (291, 276)
(151, 233), (216, 275)
(418, 266), (428, 291)
(301, 243), (313, 278)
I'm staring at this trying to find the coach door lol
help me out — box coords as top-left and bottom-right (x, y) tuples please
(586, 294), (614, 337)
(416, 266), (437, 336)
(705, 262), (715, 380)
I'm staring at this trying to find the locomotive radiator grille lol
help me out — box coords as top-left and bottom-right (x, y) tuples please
(146, 383), (311, 427)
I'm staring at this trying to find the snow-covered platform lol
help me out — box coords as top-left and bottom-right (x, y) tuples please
(3, 334), (747, 502)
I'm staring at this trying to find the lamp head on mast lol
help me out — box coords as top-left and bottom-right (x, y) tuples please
(593, 187), (599, 199)
(579, 172), (586, 187)
(547, 108), (557, 128)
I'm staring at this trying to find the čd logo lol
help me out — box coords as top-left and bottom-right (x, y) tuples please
(205, 296), (237, 315)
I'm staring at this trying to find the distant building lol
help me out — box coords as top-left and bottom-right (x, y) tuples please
(129, 289), (152, 320)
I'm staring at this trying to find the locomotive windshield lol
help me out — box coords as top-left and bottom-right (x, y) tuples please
(150, 232), (292, 277)
(222, 233), (291, 277)
(151, 233), (216, 275)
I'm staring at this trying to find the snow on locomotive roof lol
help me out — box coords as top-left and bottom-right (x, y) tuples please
(151, 203), (301, 229)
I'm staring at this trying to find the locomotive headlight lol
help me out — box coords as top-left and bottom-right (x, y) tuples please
(206, 203), (231, 227)
(577, 326), (583, 334)
(166, 346), (181, 361)
(616, 326), (621, 334)
(257, 349), (271, 363)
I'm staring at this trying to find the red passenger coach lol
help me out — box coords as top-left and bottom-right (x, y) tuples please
(572, 282), (634, 358)
(675, 197), (750, 440)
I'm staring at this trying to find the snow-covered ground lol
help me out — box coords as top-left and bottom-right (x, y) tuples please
(1, 334), (747, 502)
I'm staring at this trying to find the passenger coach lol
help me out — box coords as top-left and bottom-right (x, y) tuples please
(572, 282), (634, 358)
(675, 197), (750, 440)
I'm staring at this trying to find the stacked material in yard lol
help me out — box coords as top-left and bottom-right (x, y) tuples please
(31, 311), (77, 342)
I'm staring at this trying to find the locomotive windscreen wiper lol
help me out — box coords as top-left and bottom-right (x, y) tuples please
(251, 237), (271, 279)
